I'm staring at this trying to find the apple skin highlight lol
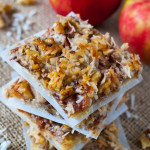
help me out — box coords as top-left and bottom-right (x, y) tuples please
(119, 0), (150, 64)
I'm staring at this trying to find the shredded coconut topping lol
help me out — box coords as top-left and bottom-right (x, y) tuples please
(1, 7), (37, 41)
(9, 14), (142, 116)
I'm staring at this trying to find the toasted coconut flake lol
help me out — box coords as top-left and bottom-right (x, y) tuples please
(8, 14), (142, 116)
(65, 102), (75, 115)
(110, 37), (117, 47)
(76, 95), (84, 103)
(68, 22), (76, 33)
(122, 65), (132, 78)
(101, 72), (109, 84)
(62, 131), (70, 139)
(79, 20), (93, 28)
(104, 32), (110, 41)
(52, 34), (66, 44)
(103, 49), (114, 55)
(121, 43), (129, 51)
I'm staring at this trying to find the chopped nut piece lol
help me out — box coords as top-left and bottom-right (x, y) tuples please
(27, 126), (50, 149)
(16, 0), (35, 5)
(140, 128), (150, 149)
(4, 79), (34, 100)
(54, 21), (65, 34)
(60, 86), (73, 99)
(19, 110), (88, 150)
(24, 121), (29, 126)
(0, 2), (12, 13)
(0, 2), (12, 28)
(3, 4), (12, 13)
(3, 77), (128, 137)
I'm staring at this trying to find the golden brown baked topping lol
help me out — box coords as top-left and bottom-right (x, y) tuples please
(19, 110), (88, 149)
(3, 78), (60, 116)
(5, 79), (34, 100)
(98, 122), (123, 149)
(27, 125), (52, 150)
(83, 122), (124, 150)
(18, 110), (71, 137)
(0, 2), (12, 14)
(26, 120), (125, 150)
(5, 78), (127, 135)
(4, 77), (128, 135)
(24, 121), (29, 126)
(9, 15), (142, 116)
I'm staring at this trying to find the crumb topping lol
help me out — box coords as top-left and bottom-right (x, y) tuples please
(9, 15), (142, 116)
(83, 122), (124, 150)
(5, 78), (34, 100)
(3, 78), (58, 116)
(19, 110), (87, 149)
(4, 78), (125, 135)
(27, 120), (125, 150)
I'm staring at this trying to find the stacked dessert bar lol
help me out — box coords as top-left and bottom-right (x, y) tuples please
(0, 13), (142, 150)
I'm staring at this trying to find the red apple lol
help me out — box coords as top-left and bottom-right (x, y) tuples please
(49, 0), (122, 26)
(119, 0), (150, 64)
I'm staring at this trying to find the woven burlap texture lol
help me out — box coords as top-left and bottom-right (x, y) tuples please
(0, 0), (149, 150)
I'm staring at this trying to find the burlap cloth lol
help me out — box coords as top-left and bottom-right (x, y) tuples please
(0, 0), (149, 149)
